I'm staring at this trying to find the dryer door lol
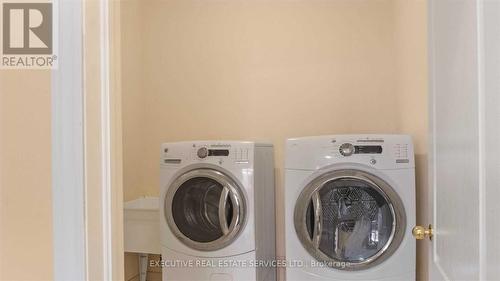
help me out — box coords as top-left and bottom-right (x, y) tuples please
(294, 169), (406, 271)
(165, 168), (246, 251)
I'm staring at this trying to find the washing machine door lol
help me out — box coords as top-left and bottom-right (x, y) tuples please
(165, 168), (246, 251)
(294, 169), (406, 271)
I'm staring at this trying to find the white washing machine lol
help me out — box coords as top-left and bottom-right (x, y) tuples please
(160, 141), (276, 281)
(285, 135), (415, 281)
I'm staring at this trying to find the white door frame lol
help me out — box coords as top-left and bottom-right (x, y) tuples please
(51, 0), (123, 280)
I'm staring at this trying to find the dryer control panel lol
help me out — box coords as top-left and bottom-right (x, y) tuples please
(286, 135), (414, 170)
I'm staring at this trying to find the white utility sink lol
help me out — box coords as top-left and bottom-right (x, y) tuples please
(124, 196), (161, 254)
(124, 196), (161, 281)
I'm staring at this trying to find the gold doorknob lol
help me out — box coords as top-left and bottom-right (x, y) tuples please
(412, 225), (433, 240)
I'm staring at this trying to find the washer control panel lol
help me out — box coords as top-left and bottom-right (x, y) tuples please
(161, 142), (256, 167)
(196, 147), (230, 159)
(339, 143), (383, 157)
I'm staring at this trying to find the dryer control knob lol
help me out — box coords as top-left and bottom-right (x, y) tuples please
(339, 143), (355, 156)
(197, 147), (208, 159)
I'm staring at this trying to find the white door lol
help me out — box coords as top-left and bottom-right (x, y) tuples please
(427, 0), (500, 280)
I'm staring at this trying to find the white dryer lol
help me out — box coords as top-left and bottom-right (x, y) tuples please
(285, 135), (415, 280)
(160, 141), (276, 281)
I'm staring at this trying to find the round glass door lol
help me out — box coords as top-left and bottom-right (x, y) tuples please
(165, 169), (246, 251)
(294, 169), (406, 270)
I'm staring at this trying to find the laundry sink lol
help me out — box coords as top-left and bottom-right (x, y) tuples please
(124, 196), (161, 254)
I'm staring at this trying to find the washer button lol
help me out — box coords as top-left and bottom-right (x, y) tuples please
(370, 159), (377, 165)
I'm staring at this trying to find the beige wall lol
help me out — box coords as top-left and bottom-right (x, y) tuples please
(0, 70), (53, 280)
(393, 0), (428, 280)
(121, 0), (402, 195)
(121, 0), (148, 200)
(120, 0), (428, 279)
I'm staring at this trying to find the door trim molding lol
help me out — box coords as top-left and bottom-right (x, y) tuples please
(52, 0), (123, 279)
(51, 0), (86, 279)
(475, 1), (486, 280)
(98, 0), (114, 278)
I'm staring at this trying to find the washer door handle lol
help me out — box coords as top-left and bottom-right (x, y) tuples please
(218, 186), (230, 235)
(312, 192), (323, 249)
